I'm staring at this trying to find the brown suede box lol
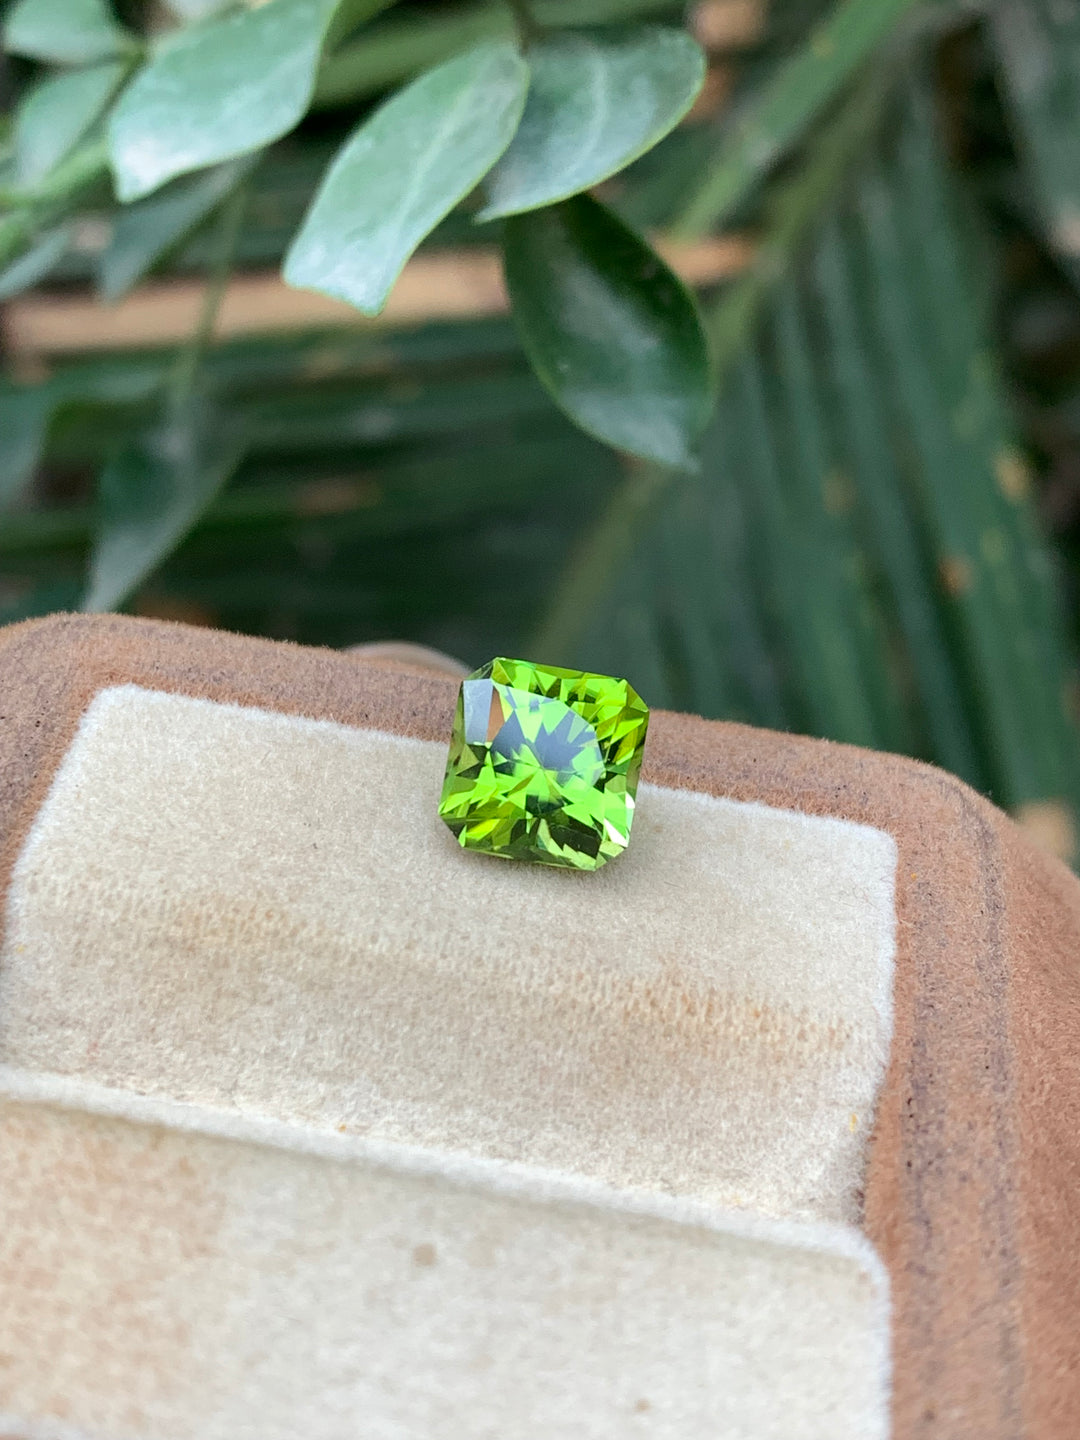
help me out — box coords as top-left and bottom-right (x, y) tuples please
(0, 612), (1078, 1438)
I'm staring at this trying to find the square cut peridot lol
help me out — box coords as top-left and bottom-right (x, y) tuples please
(438, 658), (649, 870)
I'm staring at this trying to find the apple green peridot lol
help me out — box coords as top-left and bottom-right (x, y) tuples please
(438, 658), (650, 870)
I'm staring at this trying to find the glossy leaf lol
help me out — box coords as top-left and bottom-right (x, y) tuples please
(0, 225), (70, 300)
(4, 0), (135, 64)
(108, 0), (338, 201)
(99, 156), (256, 302)
(285, 40), (529, 315)
(15, 61), (127, 188)
(503, 194), (712, 467)
(83, 411), (245, 612)
(315, 0), (695, 109)
(478, 27), (705, 222)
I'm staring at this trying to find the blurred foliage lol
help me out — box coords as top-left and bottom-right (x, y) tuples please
(2, 0), (1080, 854)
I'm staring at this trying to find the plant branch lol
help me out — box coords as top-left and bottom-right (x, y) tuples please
(532, 72), (893, 663)
(506, 0), (539, 46)
(530, 459), (673, 662)
(167, 179), (250, 416)
(0, 138), (111, 270)
(669, 0), (918, 241)
(314, 0), (676, 107)
(707, 69), (890, 385)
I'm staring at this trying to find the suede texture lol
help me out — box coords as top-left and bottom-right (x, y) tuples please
(0, 613), (1078, 1437)
(2, 684), (897, 1225)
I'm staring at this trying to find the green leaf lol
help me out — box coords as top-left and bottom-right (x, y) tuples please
(18, 134), (111, 211)
(503, 194), (712, 467)
(990, 1), (1080, 281)
(164, 0), (236, 18)
(4, 0), (135, 64)
(478, 27), (705, 222)
(15, 61), (127, 188)
(1, 361), (166, 511)
(99, 156), (256, 302)
(285, 40), (529, 315)
(0, 383), (55, 507)
(314, 0), (696, 110)
(852, 82), (1080, 809)
(765, 278), (896, 750)
(705, 71), (890, 386)
(83, 411), (245, 612)
(0, 225), (70, 300)
(811, 214), (984, 785)
(672, 0), (919, 238)
(323, 0), (399, 49)
(108, 0), (338, 202)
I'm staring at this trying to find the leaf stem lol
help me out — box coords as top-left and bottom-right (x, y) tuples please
(0, 137), (111, 270)
(0, 213), (34, 272)
(167, 179), (249, 416)
(530, 459), (673, 662)
(506, 0), (540, 46)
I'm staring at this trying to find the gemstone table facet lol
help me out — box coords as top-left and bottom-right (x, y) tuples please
(437, 657), (649, 869)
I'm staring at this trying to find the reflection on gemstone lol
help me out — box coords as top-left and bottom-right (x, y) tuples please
(438, 658), (649, 869)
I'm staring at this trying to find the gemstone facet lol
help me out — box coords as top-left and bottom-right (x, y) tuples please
(438, 657), (649, 870)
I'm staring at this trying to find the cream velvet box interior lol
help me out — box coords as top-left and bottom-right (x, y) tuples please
(1, 615), (1078, 1440)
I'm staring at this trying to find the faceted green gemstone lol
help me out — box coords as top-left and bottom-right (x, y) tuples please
(438, 657), (649, 870)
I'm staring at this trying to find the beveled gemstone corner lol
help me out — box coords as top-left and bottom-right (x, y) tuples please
(437, 657), (649, 870)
